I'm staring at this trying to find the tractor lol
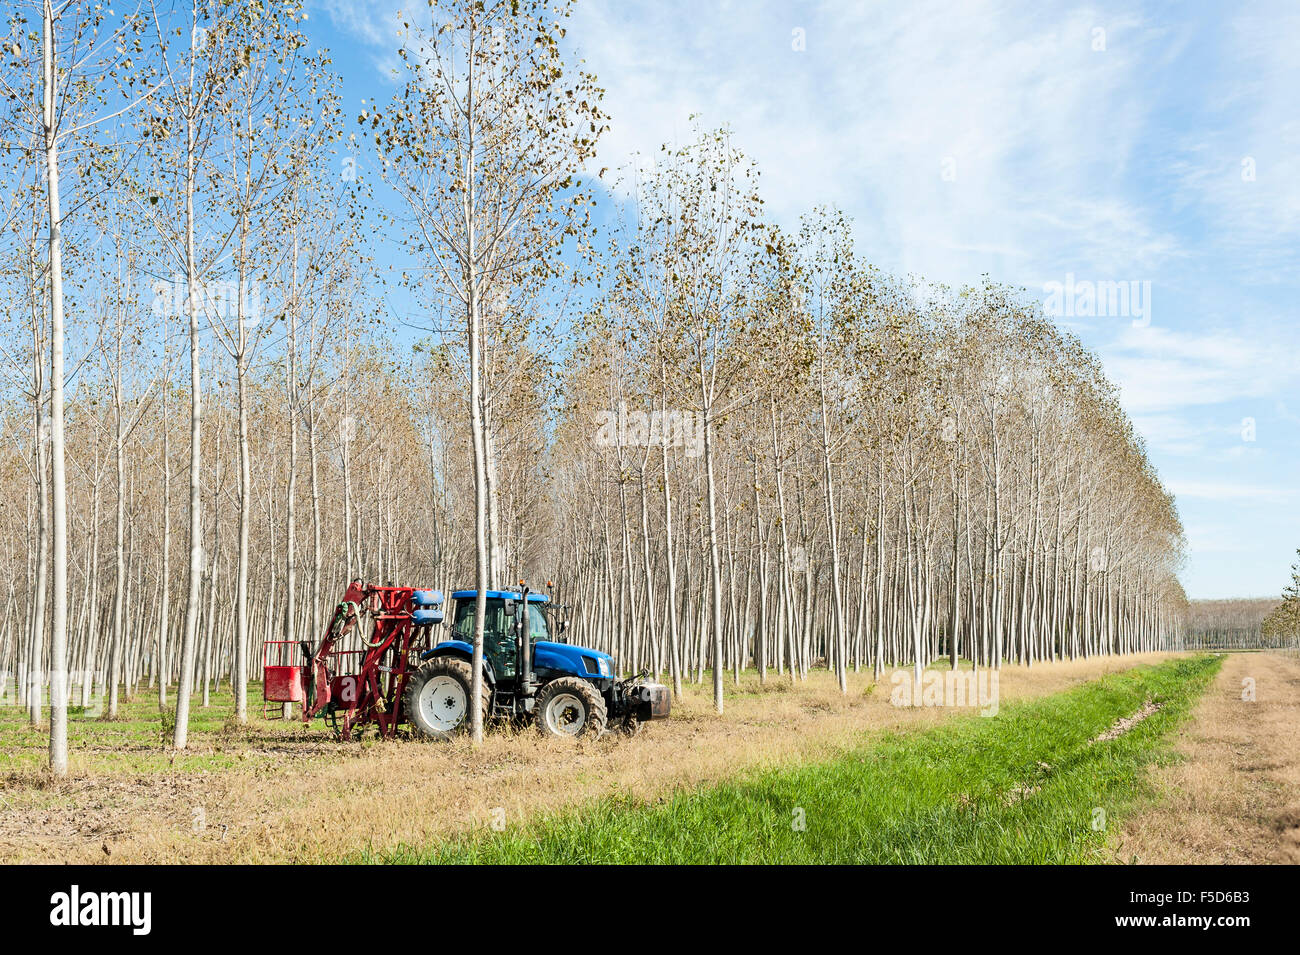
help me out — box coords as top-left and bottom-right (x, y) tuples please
(262, 578), (669, 741)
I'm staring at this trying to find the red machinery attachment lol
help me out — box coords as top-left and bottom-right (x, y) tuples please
(262, 638), (306, 719)
(263, 661), (304, 703)
(291, 580), (436, 740)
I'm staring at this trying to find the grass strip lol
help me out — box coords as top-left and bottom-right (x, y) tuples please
(369, 654), (1222, 864)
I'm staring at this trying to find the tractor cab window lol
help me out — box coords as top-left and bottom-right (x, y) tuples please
(450, 596), (546, 681)
(528, 604), (549, 641)
(452, 598), (506, 640)
(453, 597), (512, 677)
(451, 597), (546, 641)
(452, 600), (475, 640)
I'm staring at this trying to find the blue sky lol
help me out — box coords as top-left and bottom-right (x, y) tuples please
(308, 0), (1300, 600)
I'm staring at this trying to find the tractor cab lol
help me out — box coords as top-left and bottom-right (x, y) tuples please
(447, 589), (550, 680)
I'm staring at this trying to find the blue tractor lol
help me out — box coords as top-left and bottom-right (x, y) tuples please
(403, 583), (669, 739)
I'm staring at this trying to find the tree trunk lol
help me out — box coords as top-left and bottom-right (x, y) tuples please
(42, 0), (69, 772)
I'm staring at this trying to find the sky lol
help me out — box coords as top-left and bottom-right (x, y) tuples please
(308, 0), (1300, 600)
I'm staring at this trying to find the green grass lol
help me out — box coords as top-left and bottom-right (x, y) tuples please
(368, 654), (1222, 864)
(0, 681), (334, 775)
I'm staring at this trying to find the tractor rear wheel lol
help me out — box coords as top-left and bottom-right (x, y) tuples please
(404, 656), (489, 740)
(535, 677), (607, 739)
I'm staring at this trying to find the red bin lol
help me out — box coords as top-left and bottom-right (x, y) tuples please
(263, 665), (304, 703)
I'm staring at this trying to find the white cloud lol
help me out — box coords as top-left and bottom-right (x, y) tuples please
(1182, 522), (1255, 555)
(1130, 413), (1219, 457)
(1105, 323), (1300, 415)
(570, 0), (1182, 288)
(1168, 9), (1300, 284)
(320, 0), (430, 82)
(1168, 480), (1295, 505)
(319, 0), (394, 47)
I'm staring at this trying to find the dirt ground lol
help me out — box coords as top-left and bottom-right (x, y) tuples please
(1, 654), (1172, 863)
(1117, 651), (1300, 864)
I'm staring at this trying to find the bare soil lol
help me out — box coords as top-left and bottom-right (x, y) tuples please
(1091, 699), (1162, 744)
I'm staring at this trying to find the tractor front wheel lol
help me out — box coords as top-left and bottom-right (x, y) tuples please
(404, 656), (489, 740)
(535, 677), (607, 739)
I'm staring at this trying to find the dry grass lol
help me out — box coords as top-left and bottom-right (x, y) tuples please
(1116, 651), (1300, 864)
(0, 653), (1172, 864)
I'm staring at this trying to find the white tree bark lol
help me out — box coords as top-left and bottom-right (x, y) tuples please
(41, 0), (69, 773)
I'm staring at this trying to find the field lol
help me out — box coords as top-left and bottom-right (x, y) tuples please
(379, 655), (1221, 864)
(5, 651), (1295, 865)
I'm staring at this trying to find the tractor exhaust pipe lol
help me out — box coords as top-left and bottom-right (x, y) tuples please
(517, 582), (535, 698)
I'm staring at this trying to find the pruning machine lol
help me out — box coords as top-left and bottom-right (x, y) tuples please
(262, 579), (669, 741)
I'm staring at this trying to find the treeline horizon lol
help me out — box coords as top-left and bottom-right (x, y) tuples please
(1181, 597), (1287, 650)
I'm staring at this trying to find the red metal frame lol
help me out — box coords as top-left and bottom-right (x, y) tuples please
(294, 582), (434, 740)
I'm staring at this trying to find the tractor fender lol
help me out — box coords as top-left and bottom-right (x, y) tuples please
(420, 641), (496, 685)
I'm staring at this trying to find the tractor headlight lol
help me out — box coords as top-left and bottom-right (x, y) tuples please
(598, 657), (612, 677)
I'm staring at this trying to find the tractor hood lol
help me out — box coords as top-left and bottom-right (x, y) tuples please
(534, 641), (615, 678)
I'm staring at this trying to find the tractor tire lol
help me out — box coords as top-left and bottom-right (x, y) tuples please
(535, 677), (607, 739)
(404, 656), (489, 741)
